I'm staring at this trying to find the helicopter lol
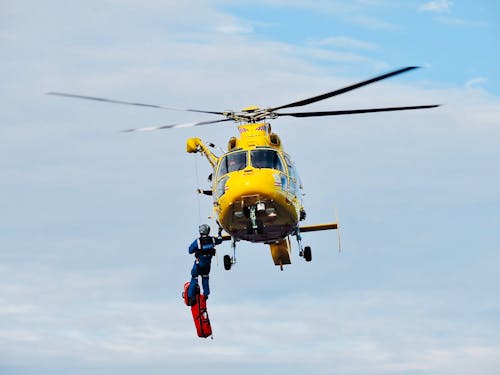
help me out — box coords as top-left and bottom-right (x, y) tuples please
(48, 66), (439, 270)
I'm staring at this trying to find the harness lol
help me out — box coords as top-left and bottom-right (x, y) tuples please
(195, 236), (216, 259)
(194, 237), (216, 279)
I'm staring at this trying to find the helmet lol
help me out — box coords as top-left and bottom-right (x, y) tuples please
(199, 224), (210, 236)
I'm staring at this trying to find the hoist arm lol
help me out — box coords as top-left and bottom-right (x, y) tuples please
(186, 137), (219, 168)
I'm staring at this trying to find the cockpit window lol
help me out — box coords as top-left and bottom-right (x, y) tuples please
(218, 151), (247, 176)
(251, 149), (284, 172)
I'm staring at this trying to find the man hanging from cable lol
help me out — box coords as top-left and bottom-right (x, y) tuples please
(187, 224), (223, 306)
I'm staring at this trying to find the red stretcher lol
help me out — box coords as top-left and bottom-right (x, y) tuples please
(183, 282), (213, 338)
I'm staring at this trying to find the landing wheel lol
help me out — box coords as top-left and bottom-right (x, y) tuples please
(303, 246), (312, 262)
(223, 254), (232, 270)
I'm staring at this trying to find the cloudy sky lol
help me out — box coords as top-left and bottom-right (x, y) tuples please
(1, 1), (500, 374)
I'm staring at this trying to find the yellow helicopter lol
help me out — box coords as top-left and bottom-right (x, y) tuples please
(48, 66), (439, 270)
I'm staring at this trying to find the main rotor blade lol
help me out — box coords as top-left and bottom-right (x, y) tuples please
(121, 118), (232, 132)
(269, 66), (420, 111)
(46, 92), (226, 115)
(276, 104), (440, 118)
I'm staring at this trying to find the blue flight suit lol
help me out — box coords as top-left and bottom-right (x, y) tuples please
(188, 235), (223, 300)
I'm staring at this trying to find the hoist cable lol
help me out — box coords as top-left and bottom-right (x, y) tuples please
(194, 155), (202, 224)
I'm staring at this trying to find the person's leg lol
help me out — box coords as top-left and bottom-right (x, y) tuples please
(198, 261), (211, 297)
(201, 275), (210, 298)
(188, 263), (200, 301)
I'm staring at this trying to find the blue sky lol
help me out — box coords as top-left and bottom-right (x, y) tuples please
(1, 1), (500, 374)
(221, 0), (500, 92)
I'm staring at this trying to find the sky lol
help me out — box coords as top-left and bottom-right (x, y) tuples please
(1, 1), (500, 374)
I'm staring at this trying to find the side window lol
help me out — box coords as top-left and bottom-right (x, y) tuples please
(284, 154), (300, 195)
(215, 176), (229, 199)
(284, 154), (296, 180)
(217, 151), (247, 177)
(251, 149), (285, 172)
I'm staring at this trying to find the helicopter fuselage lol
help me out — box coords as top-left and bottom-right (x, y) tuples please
(188, 122), (304, 244)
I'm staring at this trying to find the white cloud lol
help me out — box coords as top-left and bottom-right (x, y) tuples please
(2, 283), (500, 374)
(299, 46), (384, 66)
(215, 24), (254, 34)
(435, 16), (487, 27)
(466, 76), (487, 88)
(310, 36), (378, 50)
(349, 14), (398, 30)
(419, 0), (453, 13)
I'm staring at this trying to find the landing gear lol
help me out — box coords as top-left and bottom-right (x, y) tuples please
(303, 246), (312, 262)
(224, 237), (238, 271)
(295, 229), (312, 262)
(223, 255), (232, 270)
(300, 209), (307, 221)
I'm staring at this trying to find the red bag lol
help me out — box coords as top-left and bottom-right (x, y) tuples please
(182, 282), (191, 306)
(191, 294), (212, 338)
(182, 281), (201, 306)
(182, 282), (213, 338)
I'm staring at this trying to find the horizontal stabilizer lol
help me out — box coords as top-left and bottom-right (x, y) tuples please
(219, 222), (338, 242)
(299, 222), (338, 232)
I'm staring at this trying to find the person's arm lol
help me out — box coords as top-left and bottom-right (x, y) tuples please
(213, 232), (223, 245)
(188, 239), (199, 254)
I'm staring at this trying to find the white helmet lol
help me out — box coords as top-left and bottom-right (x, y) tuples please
(199, 224), (210, 236)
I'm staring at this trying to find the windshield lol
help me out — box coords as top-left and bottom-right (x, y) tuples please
(218, 151), (247, 176)
(251, 149), (284, 172)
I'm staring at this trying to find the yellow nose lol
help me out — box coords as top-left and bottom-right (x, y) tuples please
(223, 169), (280, 205)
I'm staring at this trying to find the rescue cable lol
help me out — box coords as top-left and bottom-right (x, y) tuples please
(194, 154), (202, 224)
